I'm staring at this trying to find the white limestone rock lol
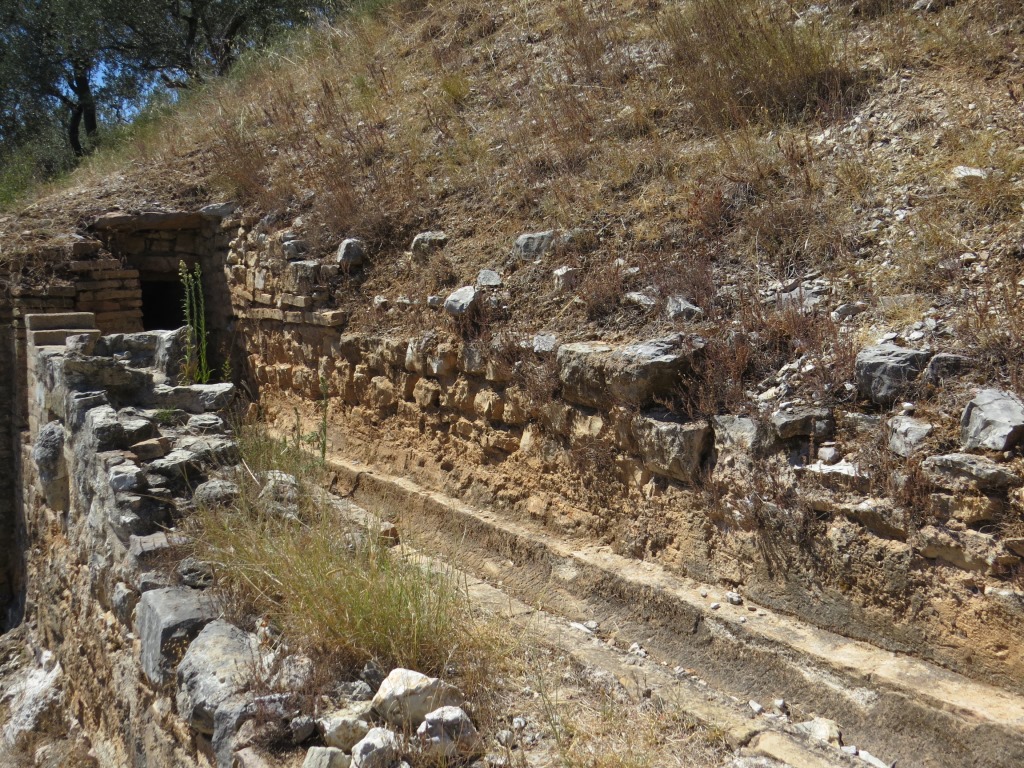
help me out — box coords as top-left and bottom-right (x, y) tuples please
(351, 727), (402, 768)
(371, 668), (462, 727)
(317, 701), (374, 751)
(416, 706), (482, 761)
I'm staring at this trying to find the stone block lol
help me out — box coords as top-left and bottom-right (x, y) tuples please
(136, 587), (219, 684)
(633, 411), (713, 484)
(176, 620), (260, 735)
(24, 312), (96, 331)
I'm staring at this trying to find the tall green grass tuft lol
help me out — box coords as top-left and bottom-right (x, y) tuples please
(179, 260), (211, 384)
(660, 0), (858, 129)
(188, 426), (475, 674)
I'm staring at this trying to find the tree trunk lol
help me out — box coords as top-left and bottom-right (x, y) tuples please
(83, 99), (97, 139)
(68, 103), (84, 157)
(71, 64), (97, 150)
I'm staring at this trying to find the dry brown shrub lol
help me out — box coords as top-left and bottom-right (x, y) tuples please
(658, 0), (861, 130)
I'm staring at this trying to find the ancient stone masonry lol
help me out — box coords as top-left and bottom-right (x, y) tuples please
(8, 212), (1024, 767)
(222, 222), (1024, 707)
(11, 311), (487, 768)
(18, 312), (238, 765)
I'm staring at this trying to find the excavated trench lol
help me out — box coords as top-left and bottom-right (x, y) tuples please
(5, 207), (1024, 767)
(314, 449), (1024, 768)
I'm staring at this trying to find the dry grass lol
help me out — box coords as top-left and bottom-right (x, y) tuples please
(660, 0), (860, 129)
(6, 0), (1024, 412)
(188, 425), (481, 676)
(500, 643), (728, 768)
(954, 266), (1024, 390)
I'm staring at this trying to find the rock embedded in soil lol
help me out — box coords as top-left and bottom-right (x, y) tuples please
(444, 286), (479, 317)
(666, 296), (703, 321)
(855, 344), (931, 405)
(514, 230), (556, 260)
(337, 238), (365, 267)
(888, 414), (933, 457)
(793, 716), (842, 746)
(624, 291), (655, 309)
(831, 301), (867, 322)
(417, 706), (482, 761)
(410, 231), (448, 255)
(553, 265), (582, 293)
(476, 269), (502, 288)
(371, 668), (463, 727)
(960, 388), (1024, 451)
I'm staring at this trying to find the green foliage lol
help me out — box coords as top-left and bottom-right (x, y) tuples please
(0, 128), (76, 209)
(153, 408), (179, 426)
(0, 0), (345, 191)
(179, 260), (210, 384)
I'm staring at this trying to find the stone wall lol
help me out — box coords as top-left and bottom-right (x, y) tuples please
(17, 311), (239, 765)
(222, 220), (1024, 699)
(6, 206), (1024, 762)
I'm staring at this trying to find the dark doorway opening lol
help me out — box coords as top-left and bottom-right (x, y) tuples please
(141, 279), (187, 331)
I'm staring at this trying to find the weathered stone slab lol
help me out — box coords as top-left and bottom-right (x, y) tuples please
(855, 344), (931, 405)
(557, 335), (700, 409)
(922, 453), (1023, 492)
(888, 415), (933, 457)
(632, 412), (713, 484)
(149, 382), (234, 413)
(771, 407), (834, 441)
(176, 620), (260, 735)
(136, 587), (219, 684)
(960, 388), (1024, 452)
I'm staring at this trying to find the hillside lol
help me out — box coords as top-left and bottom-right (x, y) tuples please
(4, 2), (1024, 767)
(5, 0), (1024, 396)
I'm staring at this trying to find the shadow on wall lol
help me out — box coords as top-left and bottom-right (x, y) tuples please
(89, 210), (241, 384)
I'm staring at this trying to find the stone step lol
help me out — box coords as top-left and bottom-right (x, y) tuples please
(319, 487), (862, 768)
(28, 328), (101, 348)
(24, 312), (96, 331)
(319, 451), (1024, 768)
